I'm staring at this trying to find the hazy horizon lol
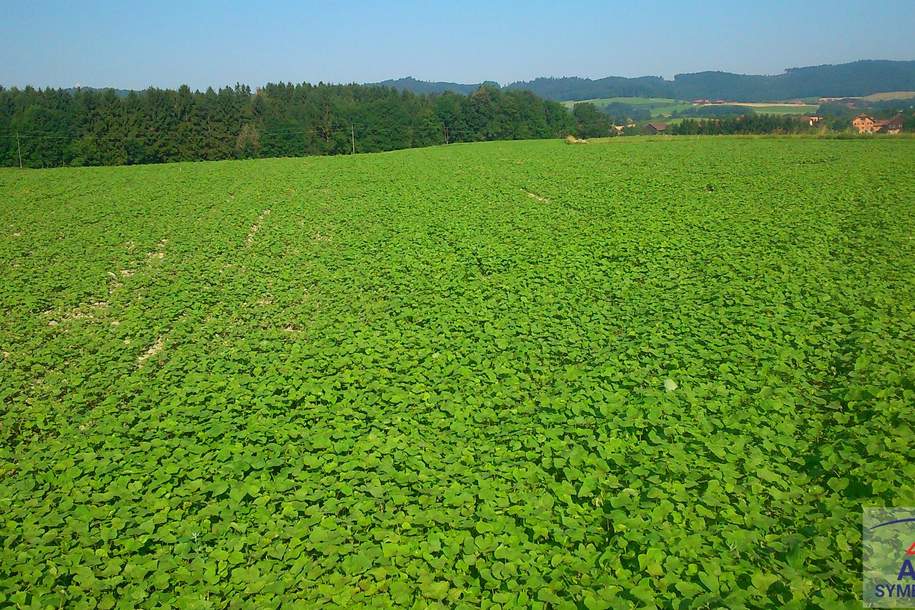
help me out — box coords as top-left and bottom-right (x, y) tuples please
(3, 0), (915, 90)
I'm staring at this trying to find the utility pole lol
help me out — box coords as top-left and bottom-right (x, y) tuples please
(16, 132), (23, 169)
(351, 124), (356, 155)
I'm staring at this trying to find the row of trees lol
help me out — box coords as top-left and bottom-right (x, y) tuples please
(670, 115), (818, 135)
(0, 83), (578, 168)
(670, 110), (915, 135)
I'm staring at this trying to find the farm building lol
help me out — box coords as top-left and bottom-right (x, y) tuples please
(853, 114), (904, 134)
(800, 115), (823, 127)
(852, 115), (878, 133)
(876, 115), (904, 134)
(643, 122), (668, 135)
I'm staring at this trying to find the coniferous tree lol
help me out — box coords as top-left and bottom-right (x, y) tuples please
(0, 82), (576, 167)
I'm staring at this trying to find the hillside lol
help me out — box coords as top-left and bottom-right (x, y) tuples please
(506, 75), (673, 100)
(382, 59), (915, 101)
(2, 138), (913, 607)
(670, 60), (915, 101)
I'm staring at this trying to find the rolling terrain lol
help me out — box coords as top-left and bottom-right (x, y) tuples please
(379, 59), (915, 101)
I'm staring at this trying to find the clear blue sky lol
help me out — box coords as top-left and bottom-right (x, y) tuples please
(3, 0), (914, 90)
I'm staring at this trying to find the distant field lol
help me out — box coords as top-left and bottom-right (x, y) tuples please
(561, 96), (680, 107)
(699, 102), (820, 115)
(859, 90), (915, 101)
(2, 138), (914, 607)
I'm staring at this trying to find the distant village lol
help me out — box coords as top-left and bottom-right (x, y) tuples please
(618, 96), (910, 136)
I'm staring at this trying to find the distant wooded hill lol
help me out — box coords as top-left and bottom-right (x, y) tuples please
(374, 77), (491, 96)
(376, 60), (915, 102)
(63, 86), (133, 97)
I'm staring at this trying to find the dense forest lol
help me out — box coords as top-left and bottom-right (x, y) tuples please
(386, 60), (915, 102)
(0, 83), (574, 168)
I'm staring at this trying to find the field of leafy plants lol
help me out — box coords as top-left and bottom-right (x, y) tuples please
(1, 137), (914, 609)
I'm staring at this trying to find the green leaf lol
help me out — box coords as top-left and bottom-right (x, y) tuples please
(751, 572), (778, 593)
(699, 571), (719, 593)
(827, 477), (848, 492)
(389, 581), (412, 604)
(420, 581), (449, 600)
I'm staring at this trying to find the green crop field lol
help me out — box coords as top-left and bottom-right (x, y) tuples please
(858, 91), (915, 102)
(2, 137), (914, 608)
(722, 103), (821, 115)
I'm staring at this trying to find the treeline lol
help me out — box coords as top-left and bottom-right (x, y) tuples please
(601, 102), (651, 122)
(672, 105), (755, 118)
(0, 83), (575, 168)
(670, 115), (817, 135)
